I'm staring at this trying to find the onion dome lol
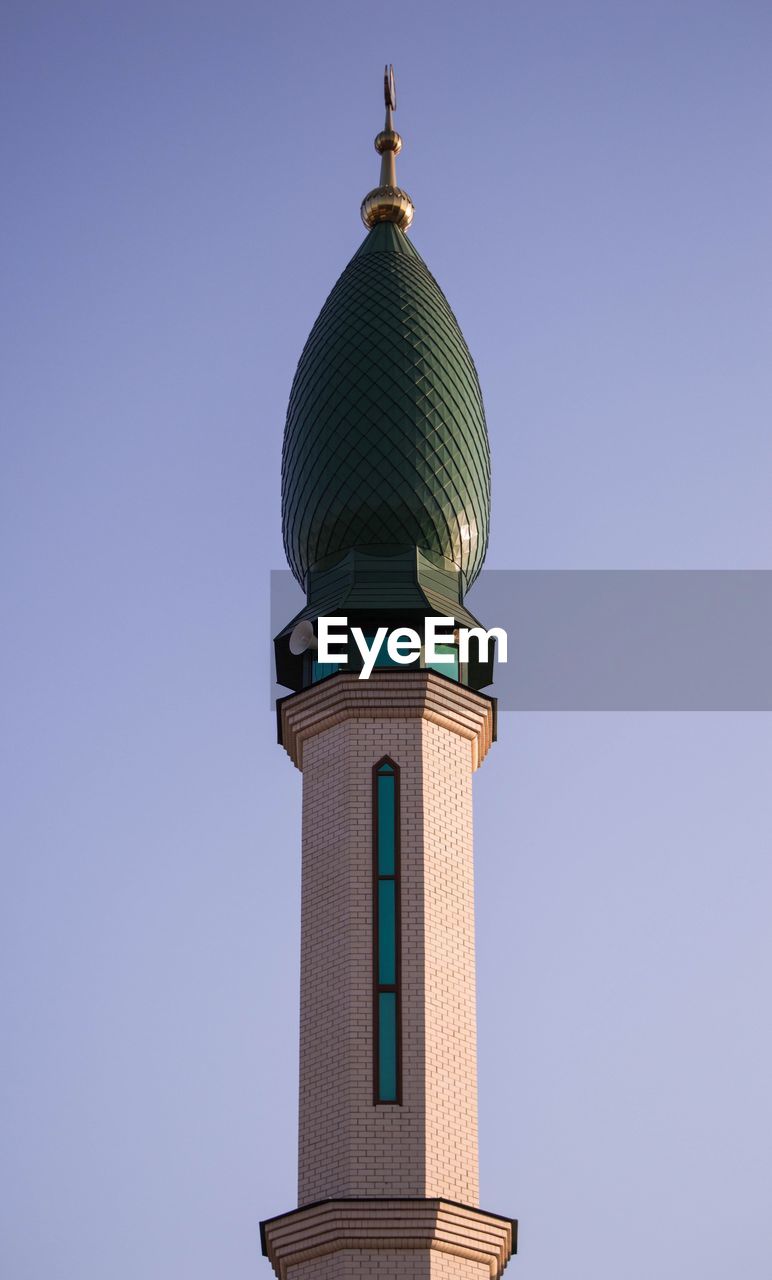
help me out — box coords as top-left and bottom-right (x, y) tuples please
(276, 68), (494, 694)
(281, 69), (490, 595)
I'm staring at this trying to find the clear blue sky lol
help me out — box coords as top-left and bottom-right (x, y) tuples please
(2, 2), (771, 1278)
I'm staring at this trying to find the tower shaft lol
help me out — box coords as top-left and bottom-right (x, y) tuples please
(298, 679), (482, 1204)
(262, 674), (514, 1280)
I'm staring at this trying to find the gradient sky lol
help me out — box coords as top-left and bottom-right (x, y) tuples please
(2, 3), (771, 1278)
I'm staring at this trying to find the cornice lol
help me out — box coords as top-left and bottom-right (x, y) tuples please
(278, 671), (496, 771)
(261, 1197), (516, 1279)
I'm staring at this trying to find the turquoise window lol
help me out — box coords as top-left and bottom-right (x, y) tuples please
(374, 758), (400, 1103)
(362, 634), (405, 669)
(424, 642), (460, 681)
(376, 772), (395, 874)
(378, 993), (398, 1103)
(311, 659), (340, 683)
(378, 881), (396, 984)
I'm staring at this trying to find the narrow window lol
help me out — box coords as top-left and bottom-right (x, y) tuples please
(373, 757), (401, 1103)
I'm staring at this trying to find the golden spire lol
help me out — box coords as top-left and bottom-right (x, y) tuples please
(360, 65), (415, 232)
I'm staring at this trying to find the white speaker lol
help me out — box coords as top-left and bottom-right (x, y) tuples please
(289, 619), (319, 656)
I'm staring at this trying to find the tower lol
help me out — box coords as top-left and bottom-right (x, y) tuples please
(262, 69), (516, 1280)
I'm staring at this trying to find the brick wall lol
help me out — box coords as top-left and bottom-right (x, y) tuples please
(288, 1251), (489, 1279)
(297, 709), (479, 1205)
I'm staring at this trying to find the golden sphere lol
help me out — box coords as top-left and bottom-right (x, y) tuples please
(360, 186), (415, 232)
(374, 129), (402, 156)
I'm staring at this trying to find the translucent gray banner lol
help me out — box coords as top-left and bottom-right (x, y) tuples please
(270, 570), (772, 710)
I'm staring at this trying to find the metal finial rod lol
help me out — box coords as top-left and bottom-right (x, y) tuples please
(379, 64), (399, 186)
(361, 63), (414, 232)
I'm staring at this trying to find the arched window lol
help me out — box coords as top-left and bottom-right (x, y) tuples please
(373, 757), (401, 1104)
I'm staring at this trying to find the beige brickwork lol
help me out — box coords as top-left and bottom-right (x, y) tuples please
(430, 1255), (490, 1279)
(262, 674), (514, 1278)
(295, 682), (483, 1204)
(287, 1252), (431, 1280)
(298, 714), (428, 1200)
(287, 1252), (489, 1279)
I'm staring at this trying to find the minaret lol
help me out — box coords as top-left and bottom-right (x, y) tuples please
(262, 68), (516, 1280)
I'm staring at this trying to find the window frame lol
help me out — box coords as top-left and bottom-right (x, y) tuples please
(372, 756), (402, 1105)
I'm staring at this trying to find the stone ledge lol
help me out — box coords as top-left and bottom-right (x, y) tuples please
(260, 1197), (516, 1279)
(278, 672), (496, 772)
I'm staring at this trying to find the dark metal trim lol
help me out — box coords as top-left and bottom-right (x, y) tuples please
(372, 755), (402, 1105)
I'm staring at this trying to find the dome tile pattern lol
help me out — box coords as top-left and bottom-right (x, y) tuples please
(282, 221), (491, 591)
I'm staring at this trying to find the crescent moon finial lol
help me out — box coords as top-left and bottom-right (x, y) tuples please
(384, 64), (397, 112)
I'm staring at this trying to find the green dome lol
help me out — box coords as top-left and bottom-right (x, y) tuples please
(281, 221), (491, 592)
